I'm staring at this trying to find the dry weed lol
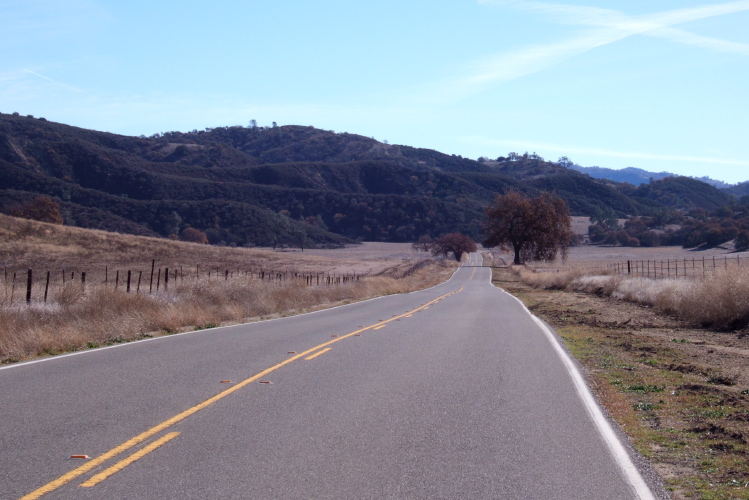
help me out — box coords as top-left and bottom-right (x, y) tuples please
(519, 265), (749, 330)
(0, 261), (456, 363)
(654, 269), (749, 329)
(515, 266), (609, 290)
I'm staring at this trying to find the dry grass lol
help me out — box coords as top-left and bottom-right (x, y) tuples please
(0, 263), (455, 363)
(0, 214), (457, 363)
(526, 238), (749, 273)
(513, 266), (610, 290)
(0, 213), (428, 276)
(516, 264), (749, 331)
(653, 270), (749, 329)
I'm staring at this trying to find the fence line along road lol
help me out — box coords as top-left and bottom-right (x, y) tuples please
(1, 260), (367, 306)
(594, 254), (747, 279)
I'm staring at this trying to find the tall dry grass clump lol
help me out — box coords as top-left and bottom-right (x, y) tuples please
(0, 260), (456, 363)
(653, 268), (749, 329)
(514, 266), (609, 290)
(516, 265), (749, 330)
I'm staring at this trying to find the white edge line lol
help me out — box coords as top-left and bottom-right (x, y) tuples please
(489, 273), (656, 500)
(0, 263), (463, 372)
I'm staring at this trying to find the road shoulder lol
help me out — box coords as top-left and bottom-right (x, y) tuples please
(491, 267), (749, 500)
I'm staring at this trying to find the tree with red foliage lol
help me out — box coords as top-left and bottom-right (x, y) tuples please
(180, 227), (209, 244)
(9, 196), (63, 224)
(430, 233), (477, 262)
(483, 191), (573, 265)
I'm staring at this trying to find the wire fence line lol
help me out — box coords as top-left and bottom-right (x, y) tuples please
(1, 260), (368, 306)
(593, 254), (748, 279)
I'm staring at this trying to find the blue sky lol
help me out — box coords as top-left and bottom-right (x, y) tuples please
(3, 0), (748, 184)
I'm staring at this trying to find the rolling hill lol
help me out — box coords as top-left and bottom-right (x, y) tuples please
(0, 113), (736, 246)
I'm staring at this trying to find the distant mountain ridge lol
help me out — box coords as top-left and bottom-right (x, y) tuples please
(567, 165), (734, 189)
(0, 112), (738, 247)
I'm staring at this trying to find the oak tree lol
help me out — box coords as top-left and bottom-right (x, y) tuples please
(9, 196), (63, 224)
(483, 191), (573, 265)
(430, 233), (477, 262)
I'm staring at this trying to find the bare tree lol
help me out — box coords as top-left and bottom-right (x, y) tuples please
(411, 235), (433, 252)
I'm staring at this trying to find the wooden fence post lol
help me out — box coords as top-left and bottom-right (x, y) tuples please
(150, 260), (155, 293)
(165, 268), (169, 290)
(44, 271), (50, 303)
(127, 270), (132, 293)
(26, 269), (32, 304)
(137, 271), (142, 293)
(115, 270), (120, 290)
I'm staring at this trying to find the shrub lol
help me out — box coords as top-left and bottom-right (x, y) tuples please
(735, 231), (749, 252)
(8, 196), (63, 224)
(180, 227), (209, 244)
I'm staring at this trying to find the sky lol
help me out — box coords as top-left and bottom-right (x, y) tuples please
(2, 0), (748, 184)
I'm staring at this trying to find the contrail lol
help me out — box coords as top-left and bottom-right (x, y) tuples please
(22, 69), (82, 92)
(425, 0), (749, 102)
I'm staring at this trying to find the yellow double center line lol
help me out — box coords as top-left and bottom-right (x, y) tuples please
(20, 286), (463, 500)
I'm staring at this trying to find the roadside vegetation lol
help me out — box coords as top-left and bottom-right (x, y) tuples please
(493, 261), (749, 499)
(0, 267), (453, 364)
(0, 215), (456, 363)
(515, 266), (749, 331)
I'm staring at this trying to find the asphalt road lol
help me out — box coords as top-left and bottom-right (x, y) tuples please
(1, 254), (662, 499)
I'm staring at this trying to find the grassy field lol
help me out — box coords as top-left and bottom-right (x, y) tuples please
(0, 214), (430, 278)
(488, 243), (749, 500)
(0, 215), (455, 363)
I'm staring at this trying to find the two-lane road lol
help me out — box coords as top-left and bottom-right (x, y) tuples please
(1, 255), (661, 499)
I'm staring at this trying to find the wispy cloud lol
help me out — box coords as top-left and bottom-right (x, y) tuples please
(511, 0), (749, 53)
(427, 1), (749, 101)
(648, 27), (749, 55)
(22, 69), (82, 92)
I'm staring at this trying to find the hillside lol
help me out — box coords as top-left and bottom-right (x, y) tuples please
(725, 181), (749, 197)
(569, 164), (734, 189)
(0, 113), (736, 245)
